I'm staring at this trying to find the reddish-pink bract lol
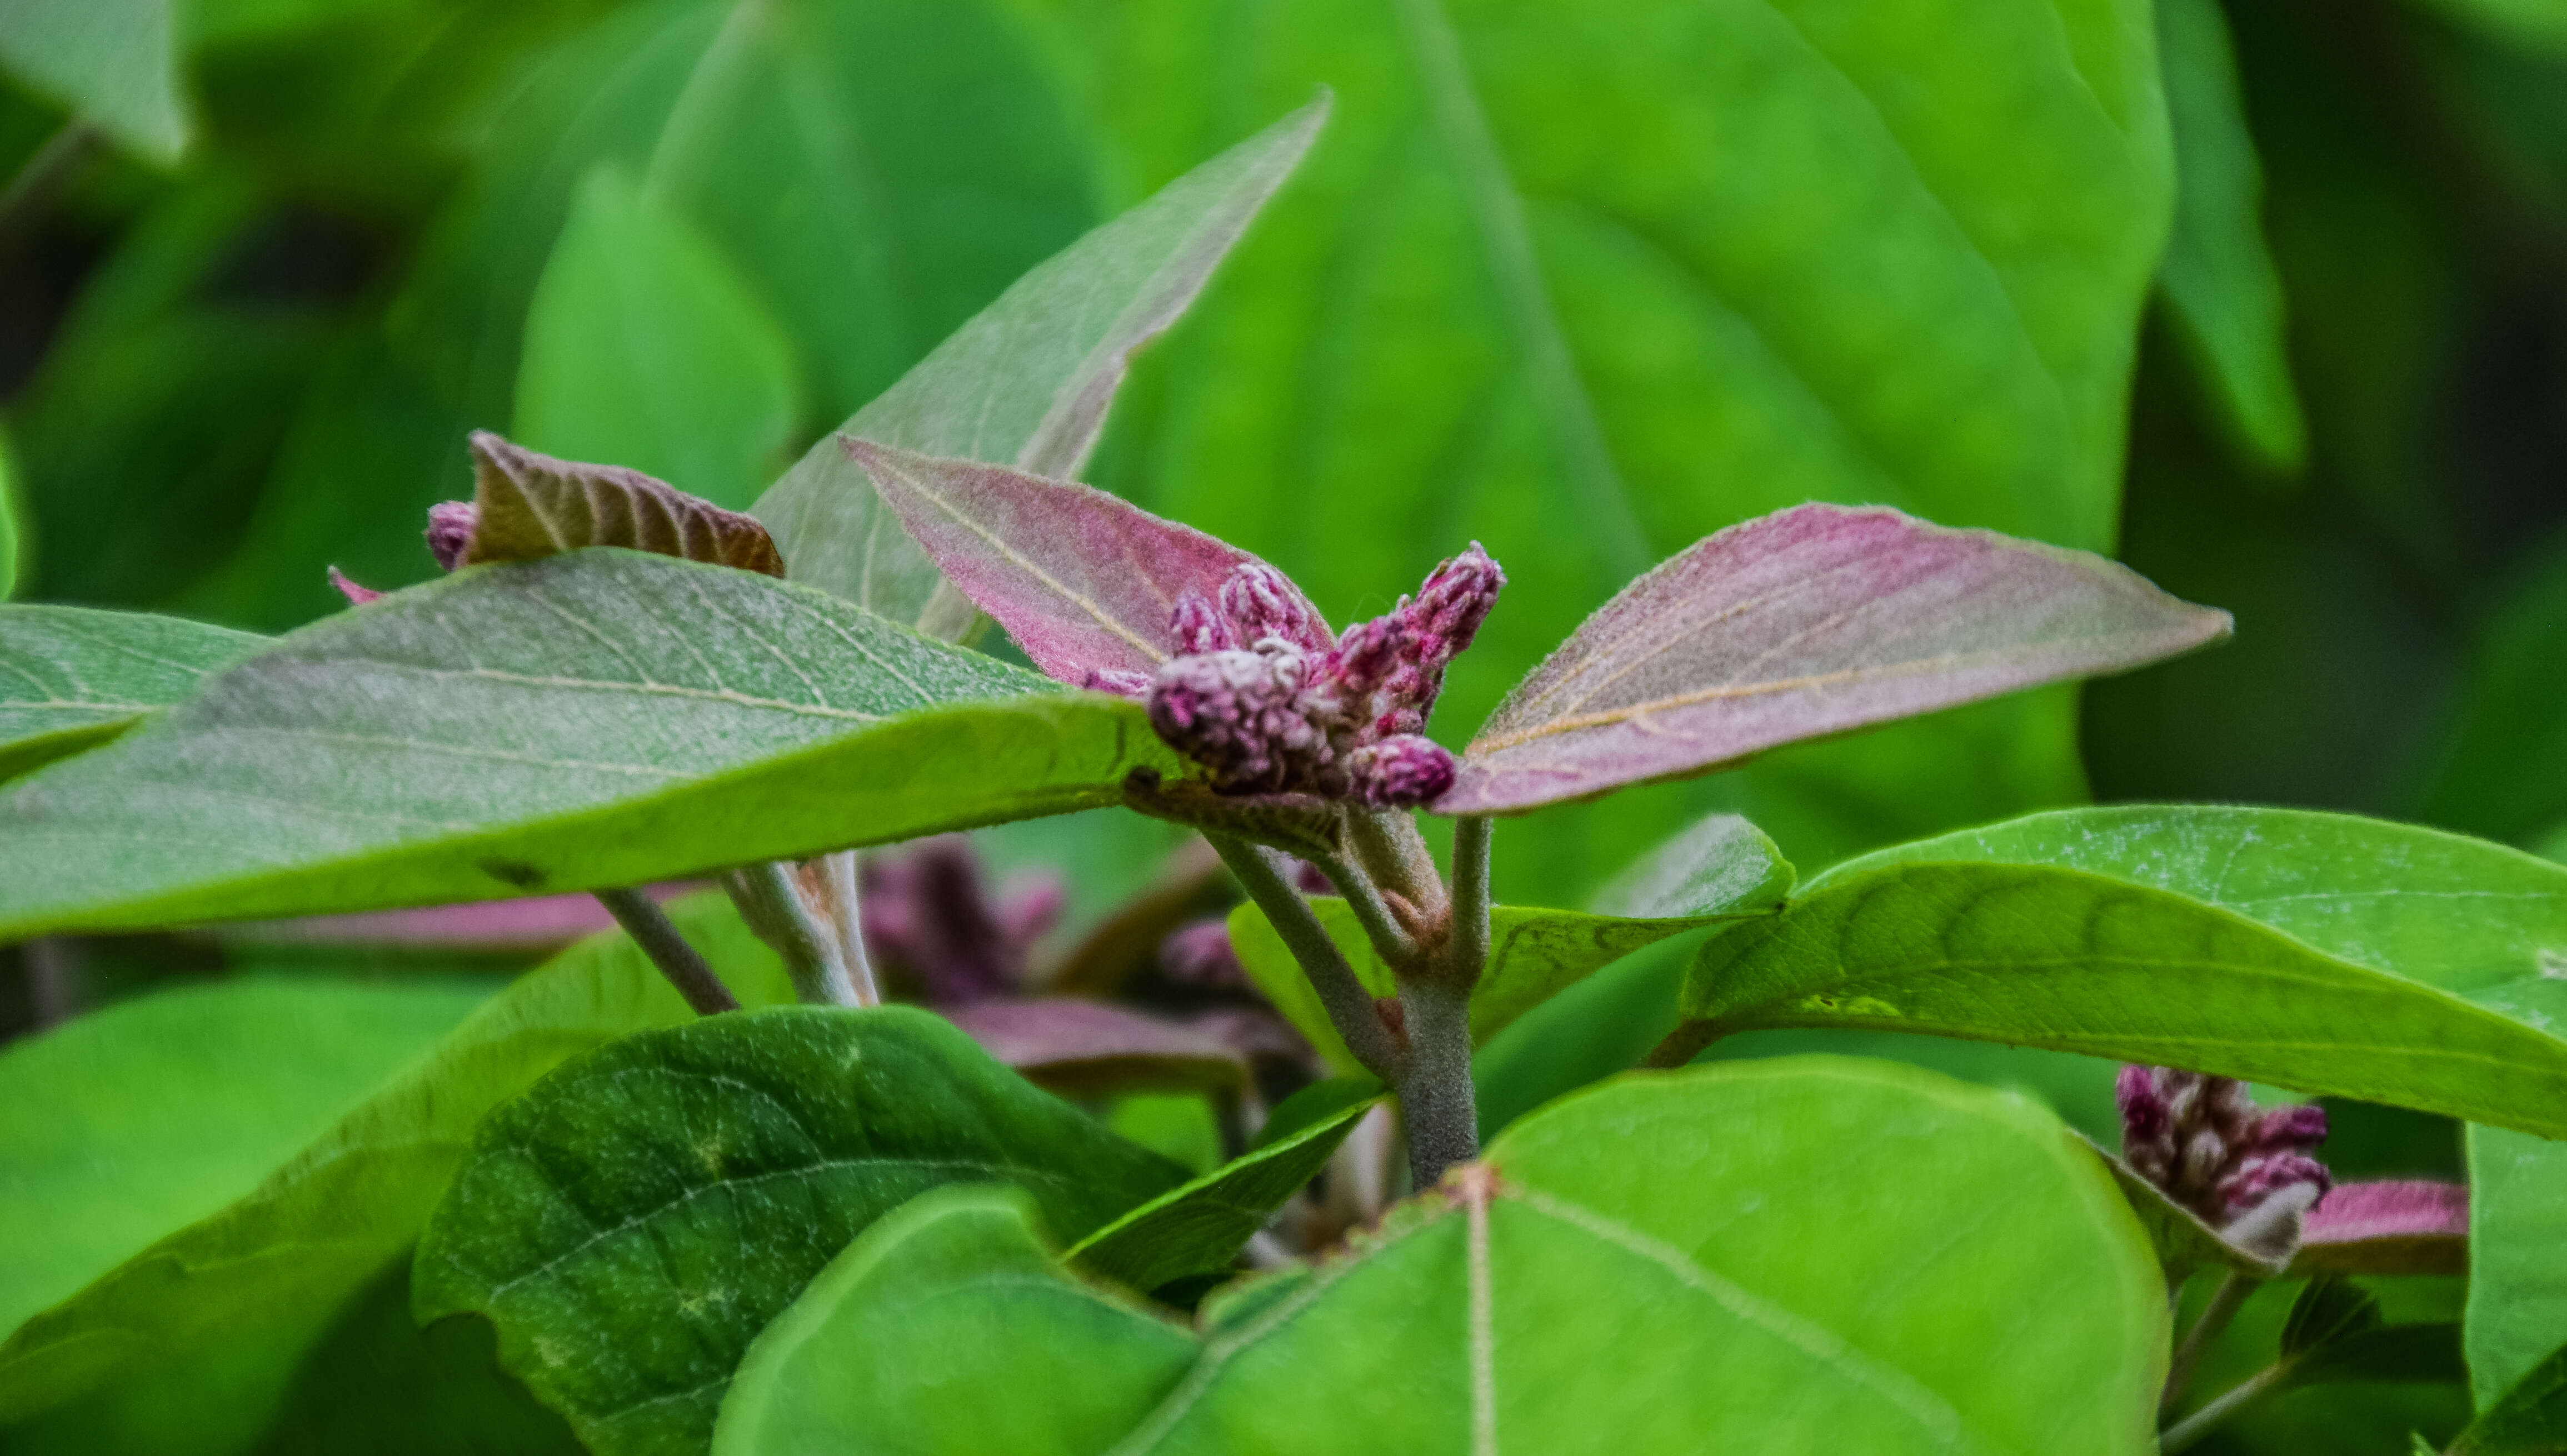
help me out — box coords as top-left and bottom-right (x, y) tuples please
(1443, 504), (2233, 814)
(2296, 1179), (2470, 1275)
(843, 440), (1327, 688)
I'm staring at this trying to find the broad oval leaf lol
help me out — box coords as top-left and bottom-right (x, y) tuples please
(842, 441), (1317, 687)
(1063, 1089), (1382, 1295)
(752, 96), (1328, 633)
(0, 895), (793, 1425)
(1442, 506), (2230, 814)
(464, 433), (785, 576)
(1679, 860), (2567, 1137)
(714, 1057), (2164, 1454)
(0, 551), (1179, 938)
(0, 604), (264, 783)
(412, 1006), (1187, 1456)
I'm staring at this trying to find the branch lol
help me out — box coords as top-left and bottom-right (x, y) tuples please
(721, 862), (858, 1007)
(592, 888), (739, 1015)
(2163, 1270), (2256, 1416)
(1210, 833), (1409, 1081)
(1444, 814), (1494, 987)
(1396, 974), (1479, 1188)
(1312, 850), (1421, 970)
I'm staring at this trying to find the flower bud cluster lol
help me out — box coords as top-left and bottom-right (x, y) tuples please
(858, 836), (1063, 1006)
(1127, 548), (1504, 808)
(2117, 1064), (2331, 1227)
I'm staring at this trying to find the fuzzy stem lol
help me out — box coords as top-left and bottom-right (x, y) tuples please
(1396, 974), (1479, 1189)
(816, 850), (881, 1007)
(1314, 850), (1420, 971)
(1445, 815), (1494, 985)
(1346, 808), (1449, 939)
(721, 863), (858, 1007)
(1210, 834), (1410, 1082)
(2163, 1270), (2255, 1415)
(593, 888), (739, 1015)
(2160, 1359), (2293, 1453)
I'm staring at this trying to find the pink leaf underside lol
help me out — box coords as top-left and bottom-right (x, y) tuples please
(941, 997), (1246, 1094)
(841, 439), (1326, 686)
(226, 884), (700, 949)
(1442, 504), (2233, 814)
(2294, 1180), (2470, 1275)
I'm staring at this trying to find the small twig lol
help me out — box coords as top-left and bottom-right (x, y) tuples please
(721, 862), (858, 1007)
(2160, 1358), (2293, 1453)
(1210, 833), (1409, 1080)
(1312, 850), (1420, 970)
(815, 850), (881, 1006)
(593, 888), (739, 1015)
(23, 937), (81, 1028)
(1643, 1019), (1720, 1069)
(1345, 808), (1448, 938)
(2163, 1270), (2256, 1415)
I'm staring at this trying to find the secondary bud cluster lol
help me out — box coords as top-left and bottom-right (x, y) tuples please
(859, 836), (1064, 1006)
(2117, 1064), (2331, 1228)
(1123, 547), (1504, 808)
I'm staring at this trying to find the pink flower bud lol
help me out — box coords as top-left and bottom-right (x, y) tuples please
(1219, 562), (1327, 649)
(1170, 589), (1237, 655)
(1158, 919), (1246, 987)
(1082, 667), (1155, 698)
(1399, 542), (1505, 659)
(2115, 1064), (2170, 1145)
(1146, 644), (1321, 795)
(2244, 1102), (2330, 1155)
(858, 837), (1049, 1006)
(327, 567), (383, 606)
(1350, 734), (1456, 807)
(2117, 1062), (2332, 1236)
(2219, 1153), (2334, 1217)
(426, 501), (480, 572)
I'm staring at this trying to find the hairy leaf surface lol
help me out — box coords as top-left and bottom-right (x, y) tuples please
(0, 897), (792, 1425)
(753, 97), (1327, 633)
(1444, 506), (2229, 813)
(463, 434), (783, 575)
(714, 1058), (2163, 1454)
(0, 551), (1177, 937)
(0, 604), (264, 783)
(413, 1007), (1186, 1456)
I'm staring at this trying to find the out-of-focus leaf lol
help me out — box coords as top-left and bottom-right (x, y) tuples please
(413, 1007), (1186, 1456)
(0, 980), (487, 1419)
(1232, 883), (1785, 1073)
(2408, 0), (2567, 56)
(942, 998), (1245, 1097)
(0, 605), (264, 783)
(0, 551), (1178, 938)
(843, 441), (1303, 683)
(1586, 811), (1794, 920)
(2294, 1180), (2470, 1277)
(1443, 506), (2231, 814)
(0, 896), (792, 1427)
(712, 1058), (2165, 1455)
(1678, 861), (2567, 1137)
(462, 433), (784, 575)
(1065, 1089), (1381, 1294)
(2469, 1123), (2567, 1413)
(1012, 0), (2177, 887)
(2451, 1338), (2567, 1456)
(513, 166), (801, 511)
(751, 96), (1327, 630)
(2424, 545), (2567, 845)
(0, 429), (20, 600)
(2155, 0), (2306, 473)
(0, 0), (188, 159)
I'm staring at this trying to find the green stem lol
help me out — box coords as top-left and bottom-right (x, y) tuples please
(593, 888), (738, 1015)
(721, 862), (857, 1007)
(1445, 815), (1493, 982)
(1313, 850), (1420, 970)
(1210, 834), (1409, 1082)
(2160, 1359), (2293, 1454)
(815, 850), (881, 1006)
(1644, 1019), (1720, 1069)
(2163, 1271), (2255, 1415)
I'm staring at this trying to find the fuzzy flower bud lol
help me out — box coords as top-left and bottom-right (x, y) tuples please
(327, 567), (383, 606)
(426, 501), (480, 572)
(1146, 643), (1327, 795)
(1349, 733), (1458, 807)
(1083, 667), (1155, 698)
(858, 836), (1062, 1006)
(2118, 1063), (2330, 1232)
(1170, 589), (1237, 655)
(1400, 543), (1506, 659)
(1218, 562), (1326, 650)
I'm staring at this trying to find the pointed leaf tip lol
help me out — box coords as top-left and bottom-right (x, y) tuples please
(465, 432), (784, 577)
(1442, 504), (2230, 814)
(841, 438), (1314, 687)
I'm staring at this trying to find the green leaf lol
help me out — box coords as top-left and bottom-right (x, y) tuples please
(751, 95), (1326, 634)
(2154, 0), (2305, 473)
(2408, 0), (2567, 55)
(2451, 1337), (2567, 1456)
(1679, 860), (2567, 1137)
(1020, 0), (2175, 884)
(0, 551), (1179, 937)
(413, 1005), (1187, 1456)
(714, 1057), (2166, 1454)
(1065, 1089), (1383, 1295)
(513, 165), (802, 512)
(0, 427), (21, 601)
(0, 894), (793, 1425)
(0, 0), (188, 160)
(2468, 1125), (2567, 1412)
(1233, 890), (1782, 1074)
(1587, 812), (1794, 919)
(2424, 543), (2567, 844)
(0, 604), (264, 784)
(0, 979), (487, 1419)
(2079, 1135), (2286, 1284)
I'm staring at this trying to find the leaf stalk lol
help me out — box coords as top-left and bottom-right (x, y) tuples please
(721, 862), (861, 1008)
(592, 888), (740, 1015)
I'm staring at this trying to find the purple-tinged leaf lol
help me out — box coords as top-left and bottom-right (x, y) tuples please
(753, 96), (1329, 637)
(1442, 504), (2231, 814)
(942, 998), (1245, 1097)
(226, 885), (699, 952)
(843, 441), (1322, 688)
(2293, 1180), (2469, 1277)
(463, 432), (784, 577)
